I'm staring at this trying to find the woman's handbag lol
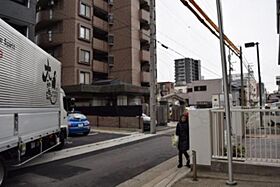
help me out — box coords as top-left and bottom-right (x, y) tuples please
(171, 134), (179, 147)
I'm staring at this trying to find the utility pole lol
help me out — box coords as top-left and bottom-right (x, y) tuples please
(150, 0), (157, 134)
(240, 47), (245, 137)
(228, 48), (232, 93)
(216, 0), (236, 185)
(240, 47), (245, 107)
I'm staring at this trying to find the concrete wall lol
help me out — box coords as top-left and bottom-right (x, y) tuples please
(189, 109), (212, 166)
(87, 115), (143, 129)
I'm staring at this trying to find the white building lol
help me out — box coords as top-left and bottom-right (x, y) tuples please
(175, 79), (223, 108)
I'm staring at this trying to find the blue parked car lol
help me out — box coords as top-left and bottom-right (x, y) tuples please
(67, 113), (90, 136)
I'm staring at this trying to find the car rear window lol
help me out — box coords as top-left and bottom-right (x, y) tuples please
(68, 113), (87, 120)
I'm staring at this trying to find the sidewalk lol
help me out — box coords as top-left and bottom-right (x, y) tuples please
(117, 156), (190, 187)
(173, 169), (280, 187)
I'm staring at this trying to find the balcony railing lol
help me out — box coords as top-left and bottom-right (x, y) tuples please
(92, 38), (108, 52)
(140, 50), (150, 63)
(93, 16), (108, 31)
(139, 9), (150, 24)
(36, 9), (63, 31)
(94, 0), (108, 12)
(139, 29), (150, 43)
(92, 60), (108, 74)
(141, 71), (150, 83)
(36, 32), (64, 48)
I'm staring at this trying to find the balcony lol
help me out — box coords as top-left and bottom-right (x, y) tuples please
(139, 29), (150, 43)
(93, 16), (108, 31)
(92, 38), (108, 52)
(140, 50), (150, 63)
(92, 60), (108, 74)
(139, 9), (150, 24)
(93, 0), (108, 12)
(36, 32), (64, 48)
(141, 71), (150, 83)
(140, 0), (150, 11)
(36, 9), (63, 31)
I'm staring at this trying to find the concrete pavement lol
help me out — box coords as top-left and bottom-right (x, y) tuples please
(117, 156), (190, 187)
(24, 127), (175, 167)
(173, 169), (280, 187)
(7, 134), (178, 187)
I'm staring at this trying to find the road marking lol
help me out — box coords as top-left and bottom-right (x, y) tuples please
(88, 132), (98, 136)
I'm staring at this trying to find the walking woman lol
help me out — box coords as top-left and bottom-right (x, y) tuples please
(176, 113), (190, 168)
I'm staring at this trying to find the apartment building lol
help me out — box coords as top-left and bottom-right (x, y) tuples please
(175, 58), (201, 86)
(231, 73), (257, 106)
(0, 0), (37, 41)
(36, 0), (150, 107)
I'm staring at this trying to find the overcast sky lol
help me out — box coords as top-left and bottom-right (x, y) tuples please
(156, 0), (278, 93)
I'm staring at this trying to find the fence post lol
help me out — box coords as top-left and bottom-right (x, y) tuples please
(192, 150), (198, 181)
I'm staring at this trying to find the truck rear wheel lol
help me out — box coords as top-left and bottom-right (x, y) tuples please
(0, 156), (7, 187)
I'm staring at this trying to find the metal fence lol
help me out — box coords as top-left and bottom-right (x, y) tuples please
(211, 108), (280, 165)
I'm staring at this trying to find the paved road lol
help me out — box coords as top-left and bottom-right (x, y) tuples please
(65, 133), (128, 149)
(7, 134), (177, 187)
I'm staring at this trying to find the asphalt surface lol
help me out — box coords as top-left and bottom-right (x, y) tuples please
(64, 132), (128, 149)
(6, 134), (177, 187)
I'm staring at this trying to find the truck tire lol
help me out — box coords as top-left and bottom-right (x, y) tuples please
(0, 156), (7, 187)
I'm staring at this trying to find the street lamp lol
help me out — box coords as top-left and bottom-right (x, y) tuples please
(245, 42), (263, 125)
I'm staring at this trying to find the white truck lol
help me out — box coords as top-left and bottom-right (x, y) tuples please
(0, 19), (67, 186)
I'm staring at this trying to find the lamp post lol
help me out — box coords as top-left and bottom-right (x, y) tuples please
(245, 42), (263, 125)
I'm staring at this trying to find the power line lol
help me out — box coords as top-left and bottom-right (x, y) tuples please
(113, 16), (221, 77)
(157, 40), (221, 77)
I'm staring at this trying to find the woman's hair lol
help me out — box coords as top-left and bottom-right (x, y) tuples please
(179, 114), (188, 123)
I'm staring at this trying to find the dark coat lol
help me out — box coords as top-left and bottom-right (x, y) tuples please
(176, 121), (190, 152)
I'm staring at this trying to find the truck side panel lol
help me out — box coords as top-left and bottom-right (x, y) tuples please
(19, 111), (59, 144)
(0, 19), (61, 150)
(0, 114), (17, 152)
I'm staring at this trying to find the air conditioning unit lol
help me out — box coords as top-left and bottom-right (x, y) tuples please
(108, 34), (114, 46)
(108, 13), (114, 25)
(108, 55), (114, 66)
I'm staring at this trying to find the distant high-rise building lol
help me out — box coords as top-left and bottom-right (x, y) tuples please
(0, 0), (37, 41)
(174, 58), (201, 86)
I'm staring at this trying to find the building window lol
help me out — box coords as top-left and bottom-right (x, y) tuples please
(187, 88), (193, 93)
(79, 26), (90, 41)
(79, 2), (91, 18)
(48, 30), (52, 41)
(194, 86), (207, 92)
(79, 49), (90, 64)
(79, 71), (90, 84)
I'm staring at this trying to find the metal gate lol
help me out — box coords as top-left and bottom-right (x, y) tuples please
(211, 108), (280, 165)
